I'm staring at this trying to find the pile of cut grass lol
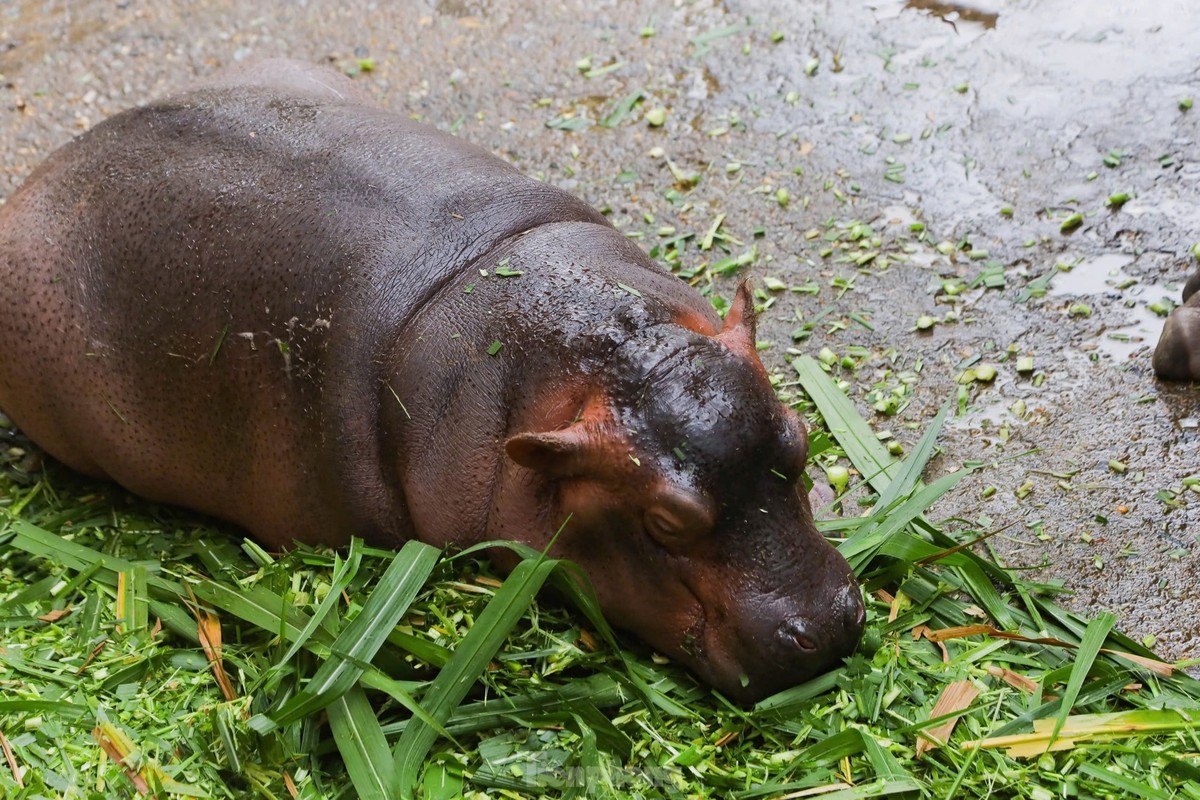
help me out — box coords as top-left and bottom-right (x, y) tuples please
(1, 358), (1197, 799)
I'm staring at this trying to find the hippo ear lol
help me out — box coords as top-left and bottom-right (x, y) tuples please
(716, 281), (758, 359)
(506, 426), (594, 478)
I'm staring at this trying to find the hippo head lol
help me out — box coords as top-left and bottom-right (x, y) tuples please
(505, 285), (863, 702)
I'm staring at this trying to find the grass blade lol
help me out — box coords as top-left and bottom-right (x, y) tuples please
(384, 673), (627, 738)
(262, 540), (440, 728)
(1077, 762), (1172, 800)
(793, 355), (900, 491)
(190, 579), (327, 646)
(7, 519), (200, 640)
(271, 538), (364, 669)
(840, 469), (971, 568)
(455, 539), (667, 714)
(599, 89), (644, 127)
(191, 572), (440, 731)
(872, 399), (951, 511)
(1048, 611), (1117, 746)
(965, 709), (1200, 757)
(793, 359), (974, 572)
(7, 519), (177, 594)
(392, 554), (560, 795)
(328, 685), (396, 800)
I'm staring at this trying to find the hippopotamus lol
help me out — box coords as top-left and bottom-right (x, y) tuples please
(1153, 267), (1200, 381)
(0, 59), (862, 701)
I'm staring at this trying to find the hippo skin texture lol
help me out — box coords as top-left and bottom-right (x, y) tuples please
(0, 60), (863, 702)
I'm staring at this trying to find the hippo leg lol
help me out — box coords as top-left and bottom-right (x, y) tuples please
(1153, 267), (1200, 381)
(1183, 267), (1200, 303)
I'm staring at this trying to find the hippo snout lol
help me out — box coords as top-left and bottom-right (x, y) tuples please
(771, 582), (864, 666)
(699, 573), (865, 703)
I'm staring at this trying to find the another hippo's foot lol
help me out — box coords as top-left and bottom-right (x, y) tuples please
(1153, 268), (1200, 381)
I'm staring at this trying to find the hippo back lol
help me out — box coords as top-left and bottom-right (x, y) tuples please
(0, 69), (605, 544)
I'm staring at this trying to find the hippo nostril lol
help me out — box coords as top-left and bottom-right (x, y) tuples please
(778, 618), (818, 652)
(833, 582), (865, 629)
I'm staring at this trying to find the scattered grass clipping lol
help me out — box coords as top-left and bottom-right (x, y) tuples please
(0, 360), (1197, 798)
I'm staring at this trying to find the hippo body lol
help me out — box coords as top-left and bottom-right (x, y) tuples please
(0, 60), (861, 701)
(1153, 268), (1200, 381)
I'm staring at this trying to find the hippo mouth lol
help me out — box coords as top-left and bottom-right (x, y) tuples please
(667, 575), (864, 703)
(676, 601), (769, 701)
(669, 580), (765, 700)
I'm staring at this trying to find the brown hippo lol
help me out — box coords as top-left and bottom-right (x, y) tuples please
(1153, 267), (1200, 381)
(0, 60), (862, 702)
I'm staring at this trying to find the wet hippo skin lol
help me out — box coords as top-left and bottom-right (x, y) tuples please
(0, 59), (863, 702)
(1153, 268), (1200, 381)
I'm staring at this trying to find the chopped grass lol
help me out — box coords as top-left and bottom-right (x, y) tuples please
(1, 363), (1198, 798)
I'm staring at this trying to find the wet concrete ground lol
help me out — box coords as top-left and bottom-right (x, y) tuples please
(0, 0), (1195, 661)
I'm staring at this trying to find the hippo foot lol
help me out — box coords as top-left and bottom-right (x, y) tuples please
(1153, 305), (1200, 381)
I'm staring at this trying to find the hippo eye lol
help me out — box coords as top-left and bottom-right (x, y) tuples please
(644, 490), (715, 553)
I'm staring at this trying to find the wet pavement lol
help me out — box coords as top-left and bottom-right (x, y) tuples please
(0, 0), (1196, 661)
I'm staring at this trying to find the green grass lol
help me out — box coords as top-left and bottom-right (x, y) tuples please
(1, 361), (1198, 799)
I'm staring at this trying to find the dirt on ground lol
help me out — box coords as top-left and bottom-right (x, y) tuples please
(0, 0), (1195, 661)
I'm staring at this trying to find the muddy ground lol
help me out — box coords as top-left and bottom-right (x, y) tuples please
(0, 0), (1196, 662)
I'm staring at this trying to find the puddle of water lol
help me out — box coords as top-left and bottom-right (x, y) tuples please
(1045, 253), (1134, 296)
(1012, 0), (1200, 81)
(944, 397), (1015, 429)
(904, 0), (999, 30)
(906, 250), (942, 268)
(874, 0), (1200, 129)
(1102, 303), (1167, 362)
(877, 204), (920, 228)
(871, 0), (994, 43)
(1120, 196), (1199, 233)
(1042, 254), (1172, 361)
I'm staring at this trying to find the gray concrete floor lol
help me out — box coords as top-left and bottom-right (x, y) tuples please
(0, 0), (1195, 662)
